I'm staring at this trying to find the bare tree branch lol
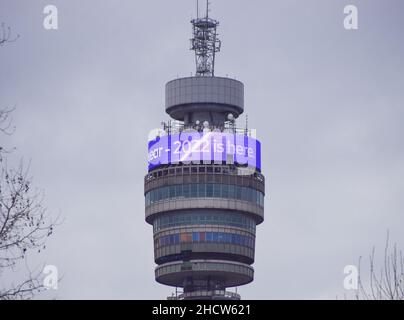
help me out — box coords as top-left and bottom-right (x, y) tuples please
(1, 42), (59, 299)
(356, 232), (404, 300)
(0, 266), (45, 300)
(0, 23), (19, 46)
(0, 160), (59, 300)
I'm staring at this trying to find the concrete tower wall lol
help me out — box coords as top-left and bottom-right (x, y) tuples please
(166, 77), (244, 125)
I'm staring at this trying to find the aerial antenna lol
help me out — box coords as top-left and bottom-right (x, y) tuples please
(196, 0), (199, 19)
(190, 0), (221, 77)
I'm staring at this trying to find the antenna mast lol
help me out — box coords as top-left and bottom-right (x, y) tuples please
(191, 0), (221, 77)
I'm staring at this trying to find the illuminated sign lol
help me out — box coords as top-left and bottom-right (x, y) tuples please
(148, 132), (261, 171)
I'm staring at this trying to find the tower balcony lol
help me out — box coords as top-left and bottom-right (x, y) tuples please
(168, 290), (241, 300)
(155, 260), (254, 288)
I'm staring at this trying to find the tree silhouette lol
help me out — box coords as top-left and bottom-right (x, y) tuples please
(0, 25), (58, 300)
(356, 232), (404, 300)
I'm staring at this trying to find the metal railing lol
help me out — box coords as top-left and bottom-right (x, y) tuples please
(167, 290), (241, 300)
(145, 164), (265, 184)
(161, 120), (255, 137)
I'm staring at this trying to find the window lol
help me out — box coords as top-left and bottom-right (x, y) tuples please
(152, 211), (256, 232)
(147, 184), (263, 206)
(162, 187), (169, 200)
(222, 184), (229, 198)
(191, 184), (198, 197)
(213, 184), (221, 198)
(243, 236), (248, 246)
(240, 235), (245, 246)
(230, 234), (236, 244)
(192, 232), (199, 242)
(212, 233), (218, 242)
(186, 233), (192, 242)
(180, 233), (189, 243)
(158, 232), (253, 248)
(164, 235), (170, 246)
(175, 185), (182, 198)
(247, 188), (253, 202)
(236, 186), (242, 200)
(252, 190), (257, 204)
(206, 184), (213, 197)
(228, 185), (235, 199)
(183, 184), (190, 198)
(145, 193), (150, 206)
(169, 185), (176, 198)
(198, 184), (205, 197)
(241, 187), (248, 201)
(241, 235), (246, 246)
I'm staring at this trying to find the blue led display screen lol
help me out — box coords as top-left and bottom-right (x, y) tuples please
(148, 132), (261, 171)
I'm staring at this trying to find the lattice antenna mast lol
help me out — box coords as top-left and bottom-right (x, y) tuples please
(191, 0), (221, 77)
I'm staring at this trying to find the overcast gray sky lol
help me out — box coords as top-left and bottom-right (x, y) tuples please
(1, 0), (403, 299)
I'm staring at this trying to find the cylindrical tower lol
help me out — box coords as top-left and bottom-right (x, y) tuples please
(145, 3), (265, 300)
